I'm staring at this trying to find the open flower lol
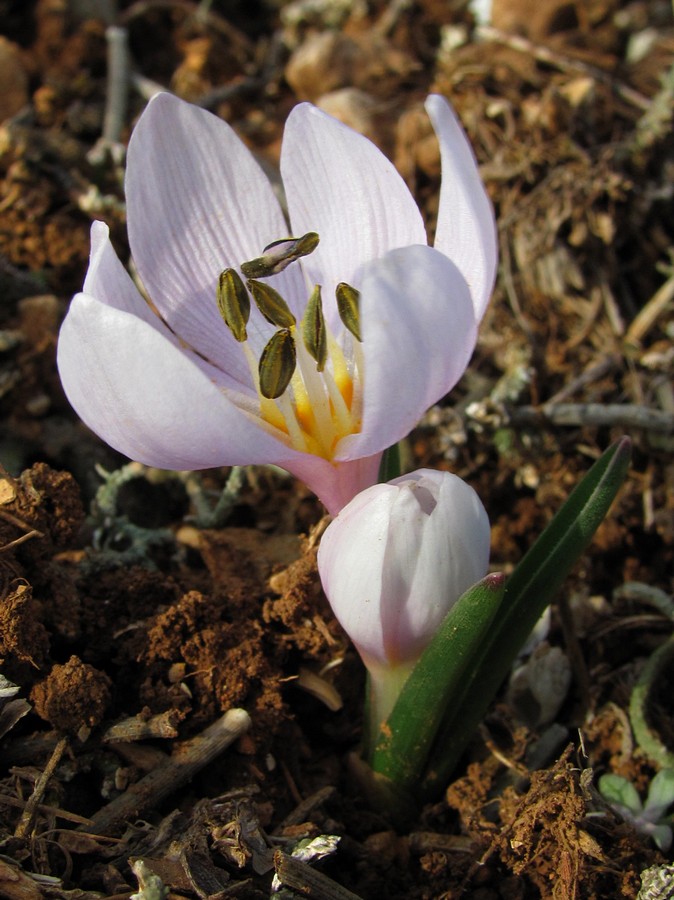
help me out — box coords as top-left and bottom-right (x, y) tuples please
(317, 469), (490, 723)
(58, 93), (496, 514)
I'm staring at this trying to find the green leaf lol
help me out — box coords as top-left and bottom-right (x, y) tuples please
(629, 636), (674, 768)
(599, 773), (643, 814)
(650, 824), (673, 852)
(500, 437), (631, 612)
(646, 769), (674, 819)
(370, 573), (505, 790)
(421, 437), (632, 796)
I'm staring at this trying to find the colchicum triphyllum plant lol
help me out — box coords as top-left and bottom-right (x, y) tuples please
(57, 91), (632, 815)
(318, 442), (631, 813)
(57, 91), (496, 515)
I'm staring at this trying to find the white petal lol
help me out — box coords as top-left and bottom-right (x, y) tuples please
(335, 245), (477, 461)
(378, 484), (433, 661)
(85, 221), (254, 398)
(62, 224), (382, 503)
(125, 93), (306, 373)
(317, 471), (490, 668)
(284, 452), (382, 516)
(317, 483), (397, 661)
(281, 103), (427, 330)
(84, 221), (156, 322)
(390, 470), (490, 658)
(425, 95), (498, 321)
(57, 293), (301, 470)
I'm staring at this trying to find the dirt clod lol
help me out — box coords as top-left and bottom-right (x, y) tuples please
(31, 655), (112, 734)
(0, 581), (49, 670)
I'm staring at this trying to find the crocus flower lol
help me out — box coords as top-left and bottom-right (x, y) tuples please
(58, 93), (496, 514)
(317, 469), (490, 724)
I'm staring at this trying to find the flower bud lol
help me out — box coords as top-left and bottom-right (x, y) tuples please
(317, 469), (490, 706)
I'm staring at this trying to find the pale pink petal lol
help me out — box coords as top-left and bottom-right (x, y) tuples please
(425, 95), (497, 321)
(317, 483), (396, 660)
(283, 452), (383, 516)
(281, 103), (427, 329)
(335, 245), (477, 461)
(377, 483), (433, 661)
(63, 224), (382, 507)
(84, 221), (154, 321)
(383, 470), (490, 661)
(57, 293), (303, 470)
(126, 93), (306, 370)
(83, 220), (253, 393)
(317, 470), (490, 667)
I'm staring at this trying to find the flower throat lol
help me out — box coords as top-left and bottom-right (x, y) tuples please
(217, 233), (363, 460)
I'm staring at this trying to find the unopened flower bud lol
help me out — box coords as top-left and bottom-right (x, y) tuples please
(317, 469), (490, 721)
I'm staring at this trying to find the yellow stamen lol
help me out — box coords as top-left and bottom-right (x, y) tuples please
(275, 390), (307, 452)
(217, 234), (362, 460)
(295, 334), (336, 458)
(261, 322), (359, 459)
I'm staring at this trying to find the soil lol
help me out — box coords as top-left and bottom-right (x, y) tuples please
(0, 0), (673, 897)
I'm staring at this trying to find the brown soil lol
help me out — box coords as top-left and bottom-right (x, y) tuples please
(0, 0), (673, 897)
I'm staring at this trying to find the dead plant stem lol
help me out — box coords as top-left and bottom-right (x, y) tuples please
(80, 708), (250, 836)
(14, 736), (68, 839)
(476, 26), (650, 111)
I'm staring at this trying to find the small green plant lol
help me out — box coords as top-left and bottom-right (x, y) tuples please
(599, 769), (674, 851)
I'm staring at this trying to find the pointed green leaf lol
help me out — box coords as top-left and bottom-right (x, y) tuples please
(421, 437), (632, 795)
(629, 636), (674, 769)
(370, 573), (505, 790)
(501, 437), (631, 611)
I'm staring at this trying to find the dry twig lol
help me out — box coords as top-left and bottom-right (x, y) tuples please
(625, 273), (674, 348)
(79, 708), (250, 836)
(14, 736), (69, 840)
(476, 26), (651, 111)
(274, 849), (364, 900)
(510, 402), (674, 435)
